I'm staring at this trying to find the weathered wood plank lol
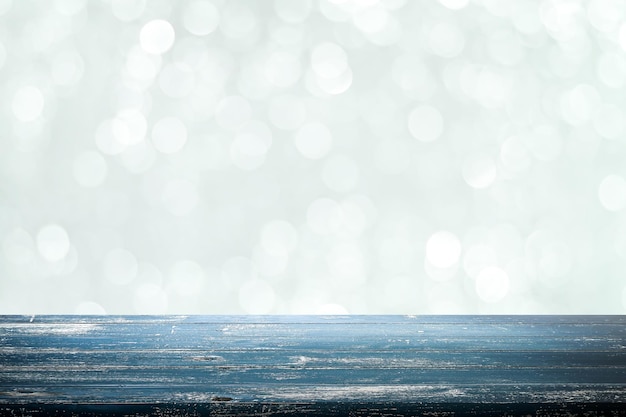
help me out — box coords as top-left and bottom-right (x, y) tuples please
(0, 315), (624, 416)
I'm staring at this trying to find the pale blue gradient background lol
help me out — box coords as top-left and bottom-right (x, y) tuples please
(1, 0), (626, 314)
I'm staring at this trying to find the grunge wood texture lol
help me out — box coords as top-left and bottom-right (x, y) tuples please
(1, 315), (625, 416)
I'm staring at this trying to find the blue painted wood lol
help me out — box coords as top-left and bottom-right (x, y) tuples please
(0, 315), (625, 416)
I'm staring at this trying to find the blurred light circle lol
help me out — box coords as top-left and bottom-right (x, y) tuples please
(75, 302), (106, 315)
(183, 1), (220, 36)
(598, 174), (626, 211)
(391, 55), (437, 101)
(252, 245), (288, 277)
(426, 231), (461, 269)
(295, 122), (333, 159)
(12, 86), (44, 122)
(159, 62), (195, 98)
(326, 242), (367, 288)
(230, 121), (273, 170)
(364, 14), (402, 46)
(353, 3), (389, 33)
(597, 52), (626, 88)
(438, 0), (469, 9)
(239, 279), (275, 314)
(103, 248), (138, 286)
(588, 0), (624, 33)
(126, 46), (161, 83)
(475, 266), (509, 303)
(161, 179), (198, 216)
(151, 117), (188, 154)
(36, 224), (70, 262)
(268, 94), (307, 130)
(111, 0), (145, 21)
(559, 84), (600, 126)
(134, 283), (168, 313)
(119, 141), (156, 174)
(274, 0), (312, 23)
(524, 125), (563, 161)
(220, 4), (257, 39)
(261, 220), (298, 256)
(525, 231), (572, 285)
(54, 0), (85, 15)
(314, 66), (353, 95)
(500, 136), (531, 175)
(51, 49), (84, 86)
(408, 105), (444, 142)
(215, 95), (252, 130)
(169, 260), (205, 296)
(592, 104), (624, 140)
(322, 154), (359, 192)
(264, 50), (301, 88)
(307, 198), (341, 235)
(73, 151), (108, 187)
(311, 42), (348, 79)
(114, 109), (147, 146)
(139, 19), (175, 55)
(463, 244), (497, 278)
(95, 119), (126, 155)
(462, 152), (497, 189)
(428, 21), (465, 58)
(488, 30), (525, 66)
(221, 256), (257, 288)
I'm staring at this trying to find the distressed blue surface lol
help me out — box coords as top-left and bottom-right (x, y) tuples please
(0, 315), (625, 416)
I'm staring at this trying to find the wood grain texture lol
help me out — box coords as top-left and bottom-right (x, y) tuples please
(0, 315), (625, 416)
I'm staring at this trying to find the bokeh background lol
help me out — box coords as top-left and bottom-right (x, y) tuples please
(1, 0), (626, 314)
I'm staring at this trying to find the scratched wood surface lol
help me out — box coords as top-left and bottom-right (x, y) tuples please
(0, 315), (625, 416)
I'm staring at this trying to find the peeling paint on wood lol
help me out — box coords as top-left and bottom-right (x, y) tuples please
(0, 315), (625, 416)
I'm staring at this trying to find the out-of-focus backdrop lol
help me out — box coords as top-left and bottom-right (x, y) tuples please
(1, 0), (626, 314)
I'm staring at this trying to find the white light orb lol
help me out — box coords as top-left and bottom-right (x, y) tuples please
(475, 266), (509, 303)
(169, 260), (205, 296)
(322, 154), (359, 192)
(264, 50), (301, 88)
(408, 105), (444, 142)
(598, 174), (626, 211)
(36, 224), (70, 262)
(111, 0), (145, 21)
(462, 153), (497, 189)
(260, 220), (298, 255)
(75, 302), (106, 315)
(426, 231), (461, 269)
(159, 62), (195, 98)
(151, 117), (188, 154)
(12, 86), (44, 122)
(133, 283), (168, 314)
(438, 0), (469, 10)
(73, 151), (108, 187)
(215, 95), (252, 130)
(311, 42), (348, 79)
(139, 19), (175, 55)
(183, 1), (220, 36)
(103, 248), (138, 286)
(274, 0), (312, 23)
(295, 122), (333, 159)
(239, 279), (276, 314)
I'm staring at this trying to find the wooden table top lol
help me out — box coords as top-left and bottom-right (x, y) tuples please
(1, 315), (625, 416)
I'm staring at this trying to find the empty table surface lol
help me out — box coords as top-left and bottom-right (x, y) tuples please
(1, 315), (625, 416)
